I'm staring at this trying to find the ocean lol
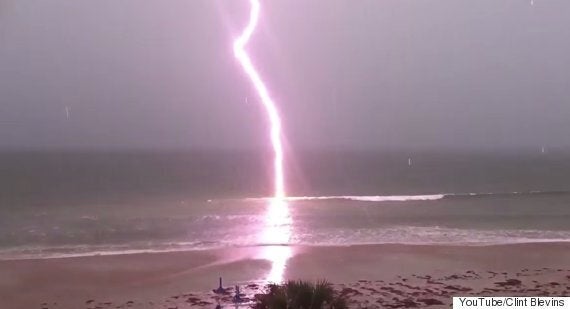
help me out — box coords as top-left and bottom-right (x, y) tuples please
(1, 150), (570, 259)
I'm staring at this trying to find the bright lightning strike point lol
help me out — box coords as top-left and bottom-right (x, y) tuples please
(234, 0), (285, 200)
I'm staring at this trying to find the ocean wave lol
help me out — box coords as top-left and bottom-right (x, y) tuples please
(0, 241), (222, 261)
(2, 226), (569, 260)
(290, 226), (570, 247)
(285, 194), (445, 202)
(446, 190), (570, 199)
(194, 214), (264, 224)
(244, 190), (570, 203)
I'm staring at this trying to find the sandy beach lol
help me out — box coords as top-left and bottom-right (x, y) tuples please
(1, 242), (569, 308)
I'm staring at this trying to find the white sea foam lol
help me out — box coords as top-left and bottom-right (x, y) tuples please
(290, 226), (570, 247)
(246, 194), (445, 202)
(3, 226), (569, 260)
(288, 194), (445, 202)
(242, 190), (570, 203)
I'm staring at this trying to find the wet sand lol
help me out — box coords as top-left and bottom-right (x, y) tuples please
(1, 242), (569, 308)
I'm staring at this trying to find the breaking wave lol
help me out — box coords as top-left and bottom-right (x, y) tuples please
(245, 190), (570, 203)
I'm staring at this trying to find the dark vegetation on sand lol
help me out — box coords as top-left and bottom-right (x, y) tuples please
(253, 280), (348, 309)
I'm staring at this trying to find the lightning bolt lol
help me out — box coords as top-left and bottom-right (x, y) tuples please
(234, 0), (285, 200)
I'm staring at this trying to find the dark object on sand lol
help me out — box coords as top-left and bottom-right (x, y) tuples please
(233, 285), (246, 303)
(444, 285), (472, 292)
(213, 277), (227, 294)
(418, 298), (444, 305)
(495, 279), (522, 287)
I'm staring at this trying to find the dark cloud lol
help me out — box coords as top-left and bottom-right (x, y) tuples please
(1, 0), (569, 150)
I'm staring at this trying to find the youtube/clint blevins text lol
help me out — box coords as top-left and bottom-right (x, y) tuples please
(453, 297), (568, 309)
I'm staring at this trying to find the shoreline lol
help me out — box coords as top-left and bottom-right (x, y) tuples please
(2, 239), (570, 262)
(1, 242), (569, 308)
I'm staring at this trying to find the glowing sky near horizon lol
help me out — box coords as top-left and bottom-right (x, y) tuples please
(233, 0), (285, 200)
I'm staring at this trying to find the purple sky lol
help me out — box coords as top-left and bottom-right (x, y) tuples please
(1, 0), (569, 151)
